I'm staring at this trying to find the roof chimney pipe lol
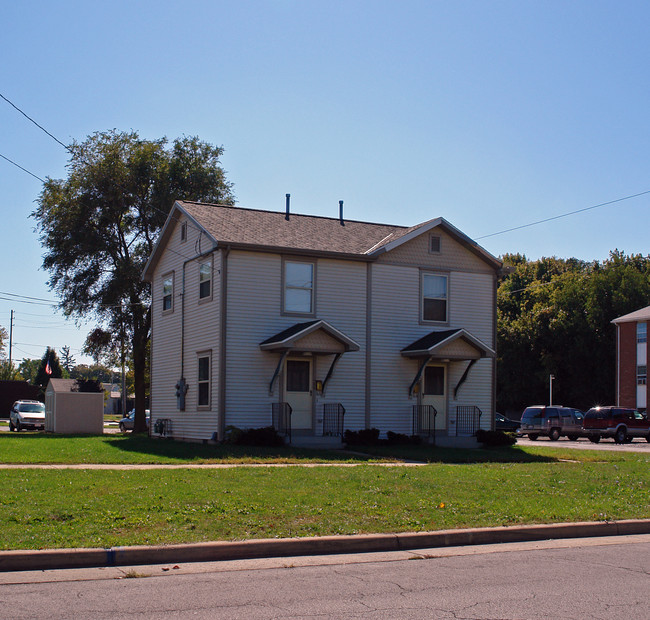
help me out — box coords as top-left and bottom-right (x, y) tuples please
(285, 194), (290, 221)
(339, 200), (345, 226)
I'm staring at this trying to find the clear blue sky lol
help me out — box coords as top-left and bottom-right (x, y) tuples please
(2, 0), (649, 365)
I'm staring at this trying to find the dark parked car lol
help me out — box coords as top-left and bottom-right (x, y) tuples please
(518, 405), (585, 441)
(583, 406), (650, 444)
(495, 413), (520, 432)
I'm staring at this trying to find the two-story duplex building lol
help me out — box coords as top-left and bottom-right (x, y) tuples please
(612, 306), (650, 412)
(142, 200), (501, 444)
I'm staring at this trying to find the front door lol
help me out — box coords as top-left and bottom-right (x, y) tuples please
(421, 364), (446, 431)
(285, 358), (313, 430)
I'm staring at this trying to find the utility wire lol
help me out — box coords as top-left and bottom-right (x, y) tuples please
(0, 152), (44, 182)
(476, 190), (650, 240)
(0, 92), (71, 152)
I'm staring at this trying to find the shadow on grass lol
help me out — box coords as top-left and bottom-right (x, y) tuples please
(105, 435), (375, 462)
(110, 435), (560, 464)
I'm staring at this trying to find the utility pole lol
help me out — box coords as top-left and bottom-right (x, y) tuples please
(549, 374), (555, 406)
(8, 309), (14, 366)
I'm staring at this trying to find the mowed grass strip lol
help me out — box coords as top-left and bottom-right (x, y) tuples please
(1, 455), (648, 550)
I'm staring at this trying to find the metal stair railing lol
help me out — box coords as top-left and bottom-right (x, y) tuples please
(456, 406), (482, 436)
(412, 405), (437, 443)
(323, 403), (345, 437)
(272, 402), (292, 443)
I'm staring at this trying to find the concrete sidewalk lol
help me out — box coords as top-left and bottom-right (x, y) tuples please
(1, 519), (649, 573)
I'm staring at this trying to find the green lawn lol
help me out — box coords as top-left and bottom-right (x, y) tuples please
(0, 434), (648, 551)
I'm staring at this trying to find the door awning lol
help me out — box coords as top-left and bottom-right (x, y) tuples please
(260, 320), (360, 354)
(261, 320), (360, 396)
(400, 328), (495, 360)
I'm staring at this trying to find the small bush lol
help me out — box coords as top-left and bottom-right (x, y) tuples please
(343, 428), (381, 446)
(225, 426), (285, 447)
(476, 429), (517, 447)
(386, 431), (422, 445)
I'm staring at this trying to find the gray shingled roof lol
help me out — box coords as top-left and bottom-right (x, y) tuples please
(179, 201), (416, 255)
(611, 305), (650, 324)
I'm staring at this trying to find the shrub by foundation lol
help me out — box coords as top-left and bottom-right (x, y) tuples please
(476, 429), (517, 447)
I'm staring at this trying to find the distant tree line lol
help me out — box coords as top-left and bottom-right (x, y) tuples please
(497, 250), (650, 415)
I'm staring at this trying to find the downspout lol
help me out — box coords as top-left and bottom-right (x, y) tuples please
(218, 245), (231, 441)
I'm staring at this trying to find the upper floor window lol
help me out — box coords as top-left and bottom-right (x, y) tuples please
(429, 235), (441, 253)
(637, 322), (647, 343)
(199, 261), (211, 300)
(637, 365), (647, 385)
(180, 222), (187, 242)
(162, 274), (174, 312)
(422, 273), (447, 322)
(284, 261), (314, 314)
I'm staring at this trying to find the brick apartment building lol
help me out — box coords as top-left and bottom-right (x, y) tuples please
(612, 306), (650, 411)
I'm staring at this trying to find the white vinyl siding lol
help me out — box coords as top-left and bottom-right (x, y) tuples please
(150, 216), (221, 441)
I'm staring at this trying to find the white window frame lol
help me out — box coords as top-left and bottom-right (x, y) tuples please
(197, 351), (211, 408)
(283, 259), (315, 316)
(162, 273), (174, 313)
(421, 272), (448, 323)
(637, 322), (647, 343)
(637, 365), (647, 386)
(199, 260), (212, 301)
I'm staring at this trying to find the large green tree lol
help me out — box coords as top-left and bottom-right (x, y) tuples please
(34, 347), (64, 389)
(497, 251), (650, 414)
(33, 130), (235, 431)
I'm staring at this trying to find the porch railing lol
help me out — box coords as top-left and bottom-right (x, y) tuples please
(323, 403), (345, 437)
(413, 405), (437, 442)
(456, 406), (482, 436)
(272, 402), (292, 444)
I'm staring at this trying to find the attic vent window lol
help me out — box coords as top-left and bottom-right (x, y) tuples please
(429, 235), (441, 254)
(180, 222), (187, 242)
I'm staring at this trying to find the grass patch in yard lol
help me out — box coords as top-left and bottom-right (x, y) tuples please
(0, 433), (376, 464)
(0, 454), (648, 550)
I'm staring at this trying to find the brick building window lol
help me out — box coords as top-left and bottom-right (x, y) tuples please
(637, 365), (647, 385)
(637, 322), (647, 343)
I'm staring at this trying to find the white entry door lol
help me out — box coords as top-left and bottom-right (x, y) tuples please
(422, 364), (446, 431)
(285, 358), (313, 430)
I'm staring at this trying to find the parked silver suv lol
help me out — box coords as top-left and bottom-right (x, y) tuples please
(9, 400), (45, 432)
(517, 405), (584, 441)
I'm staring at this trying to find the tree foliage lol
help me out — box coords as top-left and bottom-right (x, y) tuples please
(0, 326), (7, 359)
(60, 346), (76, 373)
(33, 130), (235, 431)
(35, 347), (64, 388)
(497, 251), (650, 414)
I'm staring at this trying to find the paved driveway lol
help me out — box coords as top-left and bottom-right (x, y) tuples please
(515, 435), (650, 452)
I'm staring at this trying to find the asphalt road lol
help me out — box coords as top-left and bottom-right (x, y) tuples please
(2, 535), (648, 619)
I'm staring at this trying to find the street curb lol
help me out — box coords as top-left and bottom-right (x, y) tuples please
(1, 519), (649, 572)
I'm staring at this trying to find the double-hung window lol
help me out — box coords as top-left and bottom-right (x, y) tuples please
(637, 365), (647, 385)
(199, 261), (211, 300)
(197, 353), (211, 407)
(422, 273), (448, 322)
(284, 261), (314, 314)
(162, 274), (174, 312)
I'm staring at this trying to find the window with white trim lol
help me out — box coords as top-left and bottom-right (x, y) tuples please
(198, 353), (211, 407)
(162, 274), (174, 312)
(637, 322), (647, 343)
(199, 261), (211, 300)
(637, 365), (647, 385)
(422, 273), (448, 322)
(284, 261), (314, 314)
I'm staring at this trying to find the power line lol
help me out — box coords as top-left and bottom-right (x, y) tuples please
(0, 92), (70, 152)
(476, 190), (650, 240)
(0, 152), (44, 182)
